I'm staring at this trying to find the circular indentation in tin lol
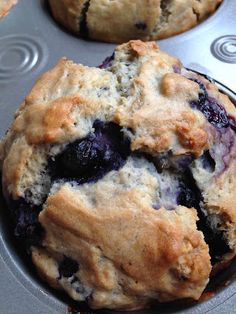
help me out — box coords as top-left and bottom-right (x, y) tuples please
(0, 35), (48, 80)
(211, 35), (236, 63)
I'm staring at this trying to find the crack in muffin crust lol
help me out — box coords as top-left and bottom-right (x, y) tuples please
(1, 40), (236, 310)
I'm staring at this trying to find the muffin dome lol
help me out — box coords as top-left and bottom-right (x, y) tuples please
(1, 40), (236, 310)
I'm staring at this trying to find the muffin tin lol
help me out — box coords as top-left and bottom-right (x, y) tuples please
(0, 0), (236, 313)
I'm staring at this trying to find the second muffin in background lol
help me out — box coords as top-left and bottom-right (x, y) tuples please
(48, 0), (222, 43)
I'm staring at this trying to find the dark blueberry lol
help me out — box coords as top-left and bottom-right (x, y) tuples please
(79, 0), (90, 38)
(229, 115), (236, 133)
(200, 97), (229, 128)
(59, 257), (79, 278)
(190, 78), (236, 134)
(71, 276), (78, 284)
(9, 198), (44, 247)
(98, 53), (115, 69)
(172, 64), (181, 74)
(197, 213), (230, 264)
(135, 22), (147, 30)
(52, 120), (130, 183)
(190, 79), (229, 129)
(192, 79), (208, 107)
(76, 283), (86, 294)
(177, 170), (230, 264)
(170, 154), (194, 172)
(152, 152), (171, 172)
(177, 182), (199, 209)
(152, 151), (194, 173)
(190, 80), (207, 110)
(200, 150), (215, 172)
(176, 171), (198, 209)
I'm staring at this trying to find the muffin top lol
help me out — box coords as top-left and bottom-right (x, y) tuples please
(1, 40), (236, 310)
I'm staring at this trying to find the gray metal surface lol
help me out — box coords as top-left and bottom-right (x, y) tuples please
(0, 0), (236, 313)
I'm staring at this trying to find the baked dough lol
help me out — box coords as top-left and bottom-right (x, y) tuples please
(1, 40), (236, 310)
(48, 0), (222, 43)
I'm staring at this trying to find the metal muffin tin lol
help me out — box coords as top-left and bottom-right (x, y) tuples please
(0, 0), (236, 313)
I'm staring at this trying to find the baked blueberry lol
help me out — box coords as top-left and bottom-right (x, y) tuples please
(177, 170), (201, 210)
(197, 212), (230, 264)
(135, 22), (147, 30)
(229, 115), (236, 133)
(200, 150), (215, 172)
(177, 171), (230, 264)
(9, 199), (44, 247)
(201, 97), (229, 128)
(191, 80), (229, 129)
(52, 120), (130, 183)
(98, 53), (115, 69)
(79, 0), (90, 38)
(59, 257), (79, 278)
(150, 151), (194, 173)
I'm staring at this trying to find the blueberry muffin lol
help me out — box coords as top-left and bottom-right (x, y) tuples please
(1, 40), (236, 310)
(48, 0), (222, 43)
(0, 0), (17, 18)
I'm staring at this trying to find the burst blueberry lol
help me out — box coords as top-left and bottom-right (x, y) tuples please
(200, 150), (215, 172)
(190, 79), (230, 129)
(98, 53), (115, 69)
(177, 171), (230, 264)
(52, 120), (130, 183)
(197, 214), (230, 264)
(59, 257), (79, 278)
(135, 22), (147, 30)
(201, 97), (229, 128)
(229, 115), (236, 132)
(152, 151), (194, 173)
(9, 199), (44, 247)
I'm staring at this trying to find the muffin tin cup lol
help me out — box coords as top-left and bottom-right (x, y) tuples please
(0, 0), (236, 313)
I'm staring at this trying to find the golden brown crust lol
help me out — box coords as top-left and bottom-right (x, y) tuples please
(49, 0), (222, 43)
(113, 41), (208, 156)
(151, 0), (222, 40)
(87, 0), (160, 43)
(1, 40), (236, 310)
(38, 175), (210, 308)
(32, 247), (61, 290)
(48, 0), (87, 34)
